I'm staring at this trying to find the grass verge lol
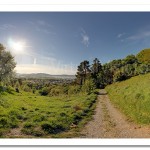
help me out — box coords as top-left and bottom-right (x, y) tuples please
(105, 73), (150, 124)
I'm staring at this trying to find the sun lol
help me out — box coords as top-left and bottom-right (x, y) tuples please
(12, 42), (24, 52)
(8, 39), (25, 54)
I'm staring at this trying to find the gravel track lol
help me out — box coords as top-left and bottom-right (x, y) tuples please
(81, 89), (150, 138)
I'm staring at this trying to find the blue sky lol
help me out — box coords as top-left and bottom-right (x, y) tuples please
(0, 12), (150, 75)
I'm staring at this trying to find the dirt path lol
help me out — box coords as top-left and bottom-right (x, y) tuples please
(81, 89), (150, 138)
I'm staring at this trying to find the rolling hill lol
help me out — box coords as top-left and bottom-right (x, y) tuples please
(136, 48), (150, 64)
(16, 73), (75, 79)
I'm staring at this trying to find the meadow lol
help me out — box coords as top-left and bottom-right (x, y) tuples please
(105, 73), (150, 124)
(0, 85), (97, 138)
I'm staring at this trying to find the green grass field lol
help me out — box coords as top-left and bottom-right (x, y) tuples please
(0, 90), (97, 137)
(105, 73), (150, 124)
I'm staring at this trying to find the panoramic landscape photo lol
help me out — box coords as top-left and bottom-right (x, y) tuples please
(0, 12), (150, 138)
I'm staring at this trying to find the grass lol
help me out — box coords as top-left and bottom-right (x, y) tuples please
(0, 90), (97, 137)
(105, 73), (150, 124)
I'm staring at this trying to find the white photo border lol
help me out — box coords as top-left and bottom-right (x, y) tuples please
(0, 0), (150, 146)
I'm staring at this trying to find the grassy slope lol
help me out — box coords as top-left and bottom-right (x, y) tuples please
(137, 49), (150, 64)
(105, 73), (150, 124)
(0, 91), (97, 137)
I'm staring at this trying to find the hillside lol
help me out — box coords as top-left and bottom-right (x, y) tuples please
(136, 48), (150, 64)
(105, 73), (150, 124)
(16, 73), (75, 79)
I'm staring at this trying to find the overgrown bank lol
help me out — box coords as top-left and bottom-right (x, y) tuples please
(105, 73), (150, 124)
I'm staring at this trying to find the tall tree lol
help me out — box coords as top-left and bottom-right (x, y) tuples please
(0, 44), (16, 83)
(91, 58), (102, 77)
(76, 60), (91, 85)
(91, 58), (102, 87)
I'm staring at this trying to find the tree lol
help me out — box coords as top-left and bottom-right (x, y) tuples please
(76, 60), (91, 85)
(123, 54), (138, 65)
(81, 78), (96, 94)
(0, 44), (16, 83)
(91, 58), (102, 77)
(91, 58), (103, 88)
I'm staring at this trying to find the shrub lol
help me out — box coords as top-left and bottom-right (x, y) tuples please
(9, 117), (19, 128)
(23, 85), (31, 92)
(49, 88), (63, 96)
(39, 87), (49, 96)
(68, 85), (80, 95)
(33, 115), (47, 122)
(0, 117), (9, 128)
(9, 110), (24, 120)
(23, 122), (34, 128)
(41, 120), (66, 134)
(6, 86), (15, 94)
(81, 79), (96, 94)
(72, 111), (83, 124)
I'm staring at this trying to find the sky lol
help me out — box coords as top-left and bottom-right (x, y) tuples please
(0, 12), (150, 75)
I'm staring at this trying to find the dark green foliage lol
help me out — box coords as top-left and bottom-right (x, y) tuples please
(9, 110), (24, 120)
(0, 44), (16, 83)
(23, 122), (34, 128)
(0, 116), (19, 129)
(123, 55), (138, 65)
(15, 88), (19, 93)
(75, 49), (150, 88)
(39, 87), (49, 96)
(76, 60), (91, 85)
(33, 115), (47, 122)
(41, 120), (66, 134)
(0, 117), (9, 128)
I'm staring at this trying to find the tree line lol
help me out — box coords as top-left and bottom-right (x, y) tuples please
(75, 49), (150, 88)
(0, 43), (150, 92)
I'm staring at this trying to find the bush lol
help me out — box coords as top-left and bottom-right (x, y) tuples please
(41, 120), (66, 134)
(23, 84), (31, 92)
(23, 122), (34, 128)
(72, 111), (83, 124)
(0, 117), (9, 128)
(9, 110), (24, 120)
(6, 86), (15, 94)
(81, 79), (96, 94)
(113, 70), (128, 82)
(0, 86), (7, 93)
(9, 116), (19, 128)
(39, 87), (49, 96)
(68, 85), (80, 95)
(33, 115), (47, 122)
(49, 88), (63, 96)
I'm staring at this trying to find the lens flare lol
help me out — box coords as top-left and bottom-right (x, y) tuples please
(8, 38), (25, 54)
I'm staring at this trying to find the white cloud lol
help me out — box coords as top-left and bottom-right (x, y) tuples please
(26, 20), (55, 35)
(117, 33), (125, 38)
(81, 28), (90, 47)
(0, 24), (16, 30)
(37, 20), (52, 28)
(127, 31), (150, 40)
(37, 20), (46, 26)
(35, 26), (55, 35)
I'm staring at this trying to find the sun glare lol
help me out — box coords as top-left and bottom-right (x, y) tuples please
(8, 38), (26, 54)
(12, 42), (24, 52)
